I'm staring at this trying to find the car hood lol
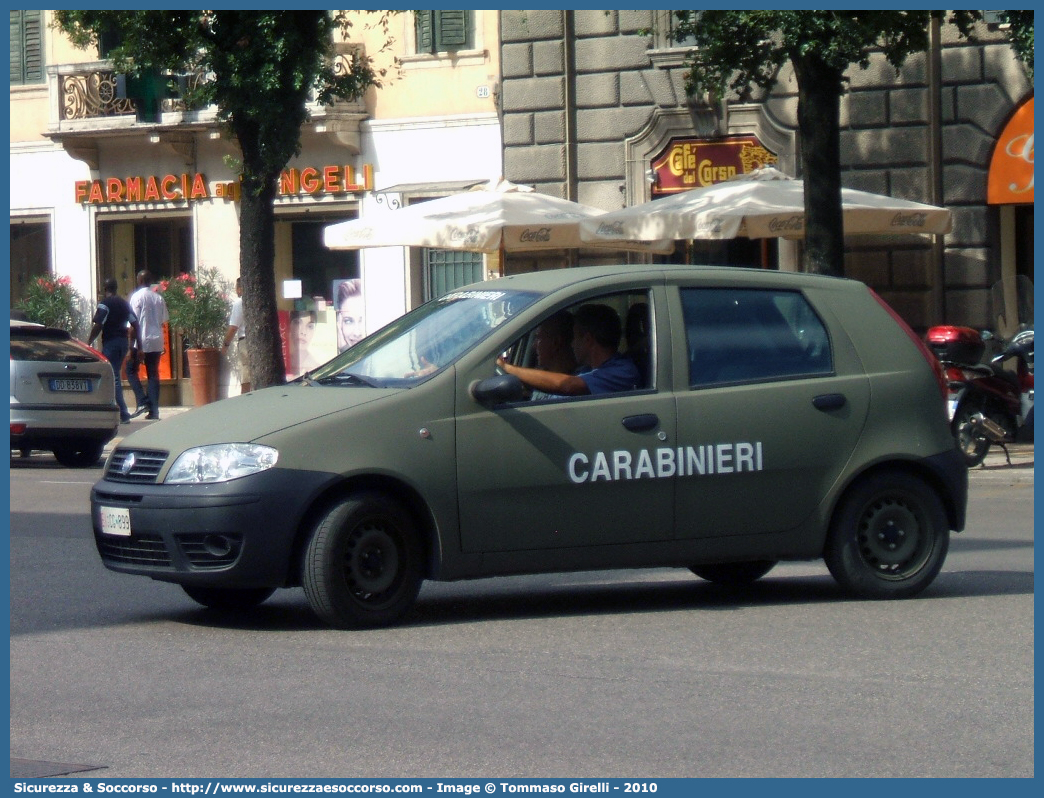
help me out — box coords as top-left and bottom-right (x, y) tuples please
(114, 384), (402, 453)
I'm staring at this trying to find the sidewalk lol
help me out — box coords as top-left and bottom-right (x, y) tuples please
(978, 440), (1034, 470)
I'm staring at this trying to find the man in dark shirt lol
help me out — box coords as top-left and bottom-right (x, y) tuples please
(88, 278), (139, 423)
(497, 303), (641, 396)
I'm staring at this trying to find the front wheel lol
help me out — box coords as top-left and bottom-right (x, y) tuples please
(689, 560), (777, 585)
(824, 472), (949, 599)
(181, 585), (276, 610)
(952, 404), (991, 467)
(302, 492), (424, 629)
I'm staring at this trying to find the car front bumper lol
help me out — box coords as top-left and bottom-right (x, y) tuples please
(90, 467), (331, 589)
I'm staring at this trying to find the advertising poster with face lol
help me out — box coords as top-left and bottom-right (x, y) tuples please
(282, 301), (338, 380)
(334, 278), (365, 352)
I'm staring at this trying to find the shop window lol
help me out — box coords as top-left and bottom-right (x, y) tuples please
(424, 249), (484, 300)
(415, 11), (473, 54)
(290, 220), (359, 302)
(10, 10), (44, 86)
(9, 222), (50, 305)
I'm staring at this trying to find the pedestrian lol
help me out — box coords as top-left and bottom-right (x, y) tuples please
(221, 277), (251, 393)
(87, 277), (139, 423)
(126, 269), (169, 420)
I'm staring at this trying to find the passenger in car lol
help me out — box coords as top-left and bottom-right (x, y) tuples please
(497, 303), (640, 396)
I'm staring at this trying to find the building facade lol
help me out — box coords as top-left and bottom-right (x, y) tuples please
(10, 10), (502, 400)
(9, 11), (1034, 407)
(499, 10), (1033, 334)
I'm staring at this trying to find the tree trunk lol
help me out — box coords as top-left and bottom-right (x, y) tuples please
(238, 169), (286, 388)
(793, 56), (844, 276)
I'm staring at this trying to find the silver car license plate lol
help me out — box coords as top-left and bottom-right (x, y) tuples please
(49, 378), (91, 393)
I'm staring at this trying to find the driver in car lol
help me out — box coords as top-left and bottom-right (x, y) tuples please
(497, 303), (640, 396)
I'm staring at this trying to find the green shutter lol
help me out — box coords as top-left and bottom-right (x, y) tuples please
(10, 10), (43, 85)
(435, 10), (470, 50)
(415, 11), (433, 54)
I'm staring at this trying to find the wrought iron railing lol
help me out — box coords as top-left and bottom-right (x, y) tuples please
(59, 69), (136, 120)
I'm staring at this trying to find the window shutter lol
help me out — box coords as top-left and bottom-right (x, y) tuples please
(415, 11), (433, 54)
(435, 11), (470, 50)
(10, 10), (43, 85)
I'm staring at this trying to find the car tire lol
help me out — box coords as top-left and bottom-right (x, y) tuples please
(181, 585), (276, 610)
(302, 492), (424, 629)
(824, 472), (949, 599)
(689, 560), (777, 585)
(52, 441), (104, 468)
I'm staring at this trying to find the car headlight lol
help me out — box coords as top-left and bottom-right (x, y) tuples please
(165, 443), (278, 484)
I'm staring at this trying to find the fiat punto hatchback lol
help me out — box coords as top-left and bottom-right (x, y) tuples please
(91, 265), (966, 628)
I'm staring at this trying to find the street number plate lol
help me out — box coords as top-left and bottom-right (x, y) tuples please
(100, 506), (132, 537)
(49, 378), (91, 393)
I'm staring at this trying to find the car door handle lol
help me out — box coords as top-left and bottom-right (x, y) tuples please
(622, 413), (659, 432)
(813, 393), (847, 411)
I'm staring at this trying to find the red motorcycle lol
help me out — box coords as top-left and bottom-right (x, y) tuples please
(927, 324), (1033, 466)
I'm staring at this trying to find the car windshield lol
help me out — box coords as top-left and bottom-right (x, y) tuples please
(306, 288), (541, 388)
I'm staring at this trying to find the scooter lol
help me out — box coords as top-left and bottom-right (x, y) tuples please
(927, 325), (1033, 466)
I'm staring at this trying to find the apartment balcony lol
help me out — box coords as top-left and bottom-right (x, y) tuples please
(44, 44), (369, 169)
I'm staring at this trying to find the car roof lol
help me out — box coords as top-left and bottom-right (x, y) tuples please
(10, 322), (71, 340)
(479, 263), (855, 295)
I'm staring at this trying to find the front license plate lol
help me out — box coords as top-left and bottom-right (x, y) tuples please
(947, 397), (959, 421)
(49, 378), (91, 393)
(100, 506), (132, 537)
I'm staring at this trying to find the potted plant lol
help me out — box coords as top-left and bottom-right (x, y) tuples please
(158, 268), (231, 405)
(17, 274), (89, 339)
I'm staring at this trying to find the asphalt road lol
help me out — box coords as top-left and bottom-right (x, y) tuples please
(8, 448), (1034, 779)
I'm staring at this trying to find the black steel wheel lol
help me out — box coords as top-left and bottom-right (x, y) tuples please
(824, 472), (949, 599)
(52, 440), (104, 468)
(689, 560), (777, 585)
(302, 492), (424, 629)
(181, 585), (276, 610)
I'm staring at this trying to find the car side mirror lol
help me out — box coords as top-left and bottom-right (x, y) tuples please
(471, 374), (526, 405)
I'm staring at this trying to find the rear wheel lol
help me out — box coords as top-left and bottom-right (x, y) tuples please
(302, 492), (424, 629)
(182, 585), (276, 610)
(53, 441), (104, 468)
(689, 560), (777, 585)
(824, 472), (949, 599)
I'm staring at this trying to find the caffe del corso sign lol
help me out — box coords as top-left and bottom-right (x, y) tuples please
(74, 163), (374, 205)
(988, 96), (1034, 205)
(650, 135), (778, 195)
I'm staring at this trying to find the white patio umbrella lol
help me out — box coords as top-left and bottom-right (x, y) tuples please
(324, 177), (672, 254)
(579, 166), (953, 245)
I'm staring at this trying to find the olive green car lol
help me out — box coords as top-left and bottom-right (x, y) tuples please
(91, 265), (966, 628)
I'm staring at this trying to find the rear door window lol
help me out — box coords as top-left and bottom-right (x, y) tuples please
(681, 288), (832, 387)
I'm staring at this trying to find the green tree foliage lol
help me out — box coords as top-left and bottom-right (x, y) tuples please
(54, 11), (393, 387)
(1002, 11), (1034, 77)
(669, 11), (988, 275)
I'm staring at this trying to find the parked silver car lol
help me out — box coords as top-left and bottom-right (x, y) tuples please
(10, 320), (119, 467)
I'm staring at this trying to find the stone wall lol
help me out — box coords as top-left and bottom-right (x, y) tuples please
(499, 10), (1033, 330)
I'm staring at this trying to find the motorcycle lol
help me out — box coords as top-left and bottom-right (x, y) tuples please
(927, 324), (1033, 466)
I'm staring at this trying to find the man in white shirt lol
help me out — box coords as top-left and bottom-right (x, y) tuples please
(221, 277), (251, 393)
(127, 270), (169, 420)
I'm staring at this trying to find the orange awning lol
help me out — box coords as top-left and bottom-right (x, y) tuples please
(988, 97), (1034, 205)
